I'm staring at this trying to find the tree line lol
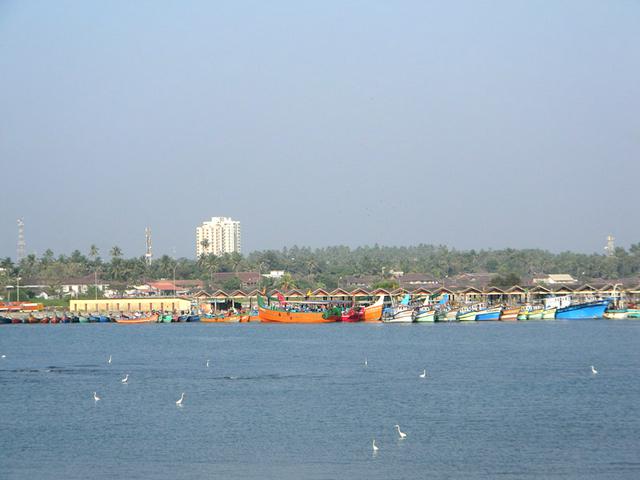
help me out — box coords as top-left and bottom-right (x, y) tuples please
(1, 243), (639, 298)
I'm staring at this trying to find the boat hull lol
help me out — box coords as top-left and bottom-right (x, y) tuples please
(383, 307), (415, 323)
(362, 296), (384, 322)
(476, 308), (502, 321)
(500, 307), (520, 321)
(555, 300), (610, 320)
(415, 309), (435, 322)
(542, 308), (556, 319)
(115, 314), (158, 324)
(258, 307), (339, 323)
(362, 304), (383, 322)
(457, 310), (477, 321)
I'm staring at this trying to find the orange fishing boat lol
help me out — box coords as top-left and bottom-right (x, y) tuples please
(500, 307), (520, 321)
(257, 295), (341, 323)
(114, 314), (158, 324)
(202, 314), (243, 323)
(362, 295), (384, 322)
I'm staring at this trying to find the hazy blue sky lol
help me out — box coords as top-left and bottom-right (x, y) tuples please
(1, 1), (638, 259)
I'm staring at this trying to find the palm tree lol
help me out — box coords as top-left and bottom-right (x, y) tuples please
(278, 272), (297, 290)
(200, 239), (210, 255)
(198, 253), (219, 287)
(110, 246), (123, 260)
(89, 244), (99, 262)
(230, 252), (243, 272)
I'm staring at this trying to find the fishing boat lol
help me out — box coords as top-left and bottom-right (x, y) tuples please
(414, 297), (436, 322)
(415, 308), (436, 322)
(476, 306), (503, 321)
(457, 306), (478, 321)
(604, 309), (629, 319)
(442, 309), (459, 321)
(500, 306), (520, 321)
(546, 296), (611, 319)
(541, 308), (557, 319)
(257, 295), (341, 323)
(362, 296), (384, 322)
(526, 307), (544, 320)
(627, 308), (640, 318)
(341, 306), (364, 322)
(382, 295), (415, 323)
(202, 313), (245, 323)
(114, 314), (158, 324)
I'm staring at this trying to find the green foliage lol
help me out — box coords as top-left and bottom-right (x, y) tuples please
(221, 276), (242, 291)
(371, 279), (400, 290)
(489, 273), (522, 288)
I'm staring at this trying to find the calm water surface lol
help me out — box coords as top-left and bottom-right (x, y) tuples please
(1, 321), (639, 479)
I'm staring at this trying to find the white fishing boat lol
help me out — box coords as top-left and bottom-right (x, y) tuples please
(382, 294), (415, 323)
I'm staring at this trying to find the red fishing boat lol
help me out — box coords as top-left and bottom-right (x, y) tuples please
(341, 306), (364, 322)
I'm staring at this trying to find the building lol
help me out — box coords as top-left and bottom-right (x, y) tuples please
(196, 216), (241, 257)
(213, 272), (261, 289)
(533, 274), (577, 285)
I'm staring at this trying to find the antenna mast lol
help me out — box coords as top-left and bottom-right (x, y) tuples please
(17, 219), (26, 261)
(145, 227), (153, 265)
(604, 234), (615, 257)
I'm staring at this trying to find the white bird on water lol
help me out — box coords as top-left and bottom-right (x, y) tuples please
(591, 365), (598, 375)
(206, 359), (210, 368)
(1, 354), (6, 358)
(372, 439), (379, 452)
(419, 369), (427, 378)
(107, 355), (112, 365)
(395, 424), (407, 439)
(364, 357), (368, 367)
(176, 392), (185, 406)
(93, 391), (101, 402)
(121, 374), (129, 384)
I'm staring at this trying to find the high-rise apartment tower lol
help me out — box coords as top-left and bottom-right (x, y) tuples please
(196, 217), (241, 257)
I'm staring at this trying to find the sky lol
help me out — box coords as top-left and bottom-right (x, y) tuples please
(1, 1), (638, 259)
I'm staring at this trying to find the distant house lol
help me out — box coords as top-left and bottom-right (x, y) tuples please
(447, 272), (495, 289)
(213, 271), (261, 289)
(60, 274), (109, 297)
(534, 274), (577, 285)
(262, 270), (285, 279)
(342, 275), (379, 289)
(147, 281), (190, 296)
(398, 273), (438, 288)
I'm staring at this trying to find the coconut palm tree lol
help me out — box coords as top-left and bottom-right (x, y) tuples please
(89, 244), (99, 262)
(110, 246), (123, 260)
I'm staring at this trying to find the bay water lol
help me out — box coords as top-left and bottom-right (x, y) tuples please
(1, 321), (639, 479)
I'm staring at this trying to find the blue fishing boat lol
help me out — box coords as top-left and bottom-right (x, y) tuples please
(555, 299), (611, 319)
(475, 306), (503, 321)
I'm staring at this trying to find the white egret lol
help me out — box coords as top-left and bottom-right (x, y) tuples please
(372, 439), (379, 452)
(176, 392), (185, 406)
(591, 365), (598, 375)
(419, 369), (427, 378)
(93, 391), (101, 402)
(121, 374), (129, 384)
(108, 355), (112, 365)
(395, 424), (407, 439)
